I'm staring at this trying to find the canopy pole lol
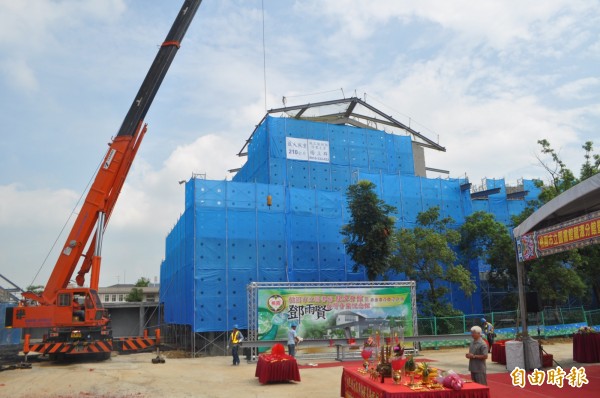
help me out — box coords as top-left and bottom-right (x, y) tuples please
(515, 246), (529, 370)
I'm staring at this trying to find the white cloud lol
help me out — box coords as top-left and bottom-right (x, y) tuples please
(554, 77), (600, 101)
(1, 0), (600, 291)
(0, 0), (126, 93)
(0, 184), (78, 228)
(0, 58), (39, 92)
(0, 184), (80, 288)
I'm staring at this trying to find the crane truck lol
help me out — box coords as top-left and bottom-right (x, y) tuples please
(4, 0), (203, 360)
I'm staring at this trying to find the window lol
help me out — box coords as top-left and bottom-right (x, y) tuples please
(118, 294), (124, 302)
(146, 295), (155, 302)
(112, 294), (117, 302)
(85, 294), (93, 309)
(58, 293), (71, 307)
(104, 295), (109, 302)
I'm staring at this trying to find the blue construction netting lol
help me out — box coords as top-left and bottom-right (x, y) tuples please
(161, 116), (541, 333)
(233, 116), (415, 190)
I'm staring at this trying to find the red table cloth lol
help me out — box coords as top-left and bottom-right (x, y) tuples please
(341, 367), (490, 398)
(255, 353), (301, 384)
(491, 342), (506, 365)
(573, 333), (600, 363)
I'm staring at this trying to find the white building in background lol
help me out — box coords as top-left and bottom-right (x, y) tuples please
(98, 284), (159, 303)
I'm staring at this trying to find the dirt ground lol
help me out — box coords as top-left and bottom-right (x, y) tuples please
(0, 342), (578, 398)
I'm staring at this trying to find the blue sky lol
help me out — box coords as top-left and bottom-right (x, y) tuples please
(1, 0), (599, 290)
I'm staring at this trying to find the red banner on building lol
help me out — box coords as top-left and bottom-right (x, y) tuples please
(516, 210), (600, 262)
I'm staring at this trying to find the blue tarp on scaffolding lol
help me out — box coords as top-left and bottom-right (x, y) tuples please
(233, 116), (416, 189)
(160, 116), (540, 332)
(0, 303), (21, 346)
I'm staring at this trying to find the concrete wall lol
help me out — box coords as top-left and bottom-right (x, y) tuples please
(412, 142), (426, 177)
(105, 303), (160, 338)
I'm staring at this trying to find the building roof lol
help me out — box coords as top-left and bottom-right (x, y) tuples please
(513, 173), (600, 237)
(98, 285), (159, 294)
(236, 97), (445, 158)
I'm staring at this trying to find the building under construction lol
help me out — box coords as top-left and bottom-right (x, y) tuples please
(159, 97), (540, 355)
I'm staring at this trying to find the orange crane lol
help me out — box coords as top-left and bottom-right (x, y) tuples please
(5, 0), (203, 359)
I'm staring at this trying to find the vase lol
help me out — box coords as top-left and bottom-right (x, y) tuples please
(393, 370), (402, 384)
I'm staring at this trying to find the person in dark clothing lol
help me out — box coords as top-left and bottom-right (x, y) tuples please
(481, 318), (495, 352)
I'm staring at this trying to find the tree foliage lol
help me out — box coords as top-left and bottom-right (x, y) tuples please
(125, 277), (150, 302)
(459, 211), (517, 309)
(26, 285), (44, 294)
(341, 180), (396, 281)
(391, 206), (475, 317)
(134, 277), (150, 287)
(518, 140), (598, 306)
(125, 287), (143, 302)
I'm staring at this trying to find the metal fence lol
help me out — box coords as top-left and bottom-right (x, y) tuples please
(417, 306), (600, 348)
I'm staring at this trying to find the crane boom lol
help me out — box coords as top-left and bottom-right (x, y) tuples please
(7, 0), (203, 351)
(44, 0), (201, 303)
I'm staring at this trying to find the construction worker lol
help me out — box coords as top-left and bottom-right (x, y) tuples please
(228, 324), (244, 365)
(288, 323), (301, 357)
(481, 318), (495, 352)
(72, 297), (84, 321)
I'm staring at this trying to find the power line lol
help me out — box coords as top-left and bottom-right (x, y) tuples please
(261, 0), (267, 111)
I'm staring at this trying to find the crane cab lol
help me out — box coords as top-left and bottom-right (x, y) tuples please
(6, 288), (108, 329)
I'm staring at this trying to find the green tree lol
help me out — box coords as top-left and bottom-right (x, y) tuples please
(125, 288), (143, 302)
(536, 139), (579, 202)
(134, 277), (150, 287)
(341, 180), (396, 280)
(459, 211), (517, 310)
(391, 206), (475, 318)
(580, 141), (600, 180)
(125, 277), (150, 302)
(26, 285), (44, 294)
(514, 139), (598, 307)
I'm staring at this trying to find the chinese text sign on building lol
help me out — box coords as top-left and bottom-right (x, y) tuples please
(286, 137), (330, 163)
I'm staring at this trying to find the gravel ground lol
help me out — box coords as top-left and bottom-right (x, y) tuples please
(0, 342), (578, 397)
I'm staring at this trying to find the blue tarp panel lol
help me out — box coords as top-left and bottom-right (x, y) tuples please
(0, 303), (21, 346)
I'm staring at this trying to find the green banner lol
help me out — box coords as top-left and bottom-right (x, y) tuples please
(257, 286), (414, 341)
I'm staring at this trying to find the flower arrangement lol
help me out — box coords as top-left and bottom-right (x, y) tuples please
(576, 326), (597, 334)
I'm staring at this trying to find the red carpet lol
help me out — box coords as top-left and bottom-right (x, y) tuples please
(299, 360), (600, 397)
(480, 364), (600, 398)
(298, 357), (435, 370)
